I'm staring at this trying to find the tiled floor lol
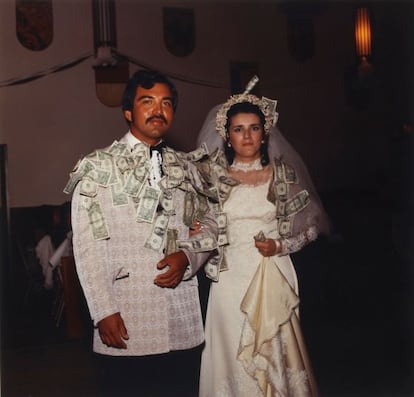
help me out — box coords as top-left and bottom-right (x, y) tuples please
(2, 190), (414, 397)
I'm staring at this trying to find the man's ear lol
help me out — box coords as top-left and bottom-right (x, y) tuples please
(123, 110), (132, 123)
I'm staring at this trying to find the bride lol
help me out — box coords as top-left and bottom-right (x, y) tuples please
(196, 86), (330, 397)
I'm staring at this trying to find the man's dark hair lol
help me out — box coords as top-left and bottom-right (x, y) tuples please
(121, 69), (178, 113)
(224, 102), (270, 166)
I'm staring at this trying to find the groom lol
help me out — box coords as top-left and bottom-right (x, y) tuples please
(65, 69), (218, 396)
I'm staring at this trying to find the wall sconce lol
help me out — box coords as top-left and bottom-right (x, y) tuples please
(355, 7), (372, 64)
(92, 0), (118, 68)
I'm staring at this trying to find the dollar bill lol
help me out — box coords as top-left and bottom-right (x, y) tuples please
(217, 233), (228, 246)
(159, 190), (175, 215)
(275, 201), (286, 217)
(218, 175), (239, 187)
(131, 142), (149, 157)
(87, 201), (109, 240)
(63, 158), (95, 194)
(98, 151), (118, 185)
(183, 191), (195, 226)
(276, 182), (287, 199)
(163, 150), (179, 165)
(262, 96), (278, 125)
(165, 228), (178, 255)
(216, 212), (228, 246)
(144, 214), (169, 251)
(123, 169), (146, 197)
(165, 165), (184, 189)
(283, 162), (297, 183)
(111, 182), (129, 207)
(80, 196), (93, 210)
(285, 190), (310, 215)
(279, 219), (292, 237)
(136, 186), (161, 223)
(107, 141), (128, 156)
(185, 143), (208, 162)
(116, 156), (130, 173)
(195, 195), (210, 219)
(254, 230), (266, 242)
(79, 178), (98, 197)
(88, 167), (112, 187)
(178, 235), (216, 252)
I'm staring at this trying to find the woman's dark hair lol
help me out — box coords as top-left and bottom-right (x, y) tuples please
(224, 102), (270, 166)
(121, 69), (178, 113)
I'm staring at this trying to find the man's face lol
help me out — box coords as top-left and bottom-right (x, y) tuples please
(124, 83), (174, 145)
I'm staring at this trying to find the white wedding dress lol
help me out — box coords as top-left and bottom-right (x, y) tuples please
(199, 180), (318, 397)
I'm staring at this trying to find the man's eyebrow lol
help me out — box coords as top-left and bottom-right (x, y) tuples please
(136, 95), (173, 102)
(136, 95), (154, 101)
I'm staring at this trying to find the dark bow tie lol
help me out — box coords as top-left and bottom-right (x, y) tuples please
(150, 141), (166, 154)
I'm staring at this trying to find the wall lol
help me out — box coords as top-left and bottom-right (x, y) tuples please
(0, 0), (412, 207)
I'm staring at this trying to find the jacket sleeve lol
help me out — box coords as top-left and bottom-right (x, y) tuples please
(71, 183), (119, 325)
(179, 199), (218, 280)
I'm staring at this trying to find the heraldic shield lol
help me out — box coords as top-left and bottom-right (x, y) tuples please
(16, 0), (53, 51)
(163, 7), (195, 57)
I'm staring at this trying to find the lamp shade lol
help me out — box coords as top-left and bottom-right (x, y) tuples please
(355, 7), (371, 59)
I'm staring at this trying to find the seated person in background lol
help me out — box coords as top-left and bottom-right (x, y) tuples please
(34, 224), (55, 290)
(45, 201), (73, 288)
(47, 230), (73, 285)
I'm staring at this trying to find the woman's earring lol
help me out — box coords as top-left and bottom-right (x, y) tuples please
(227, 142), (231, 147)
(261, 140), (265, 144)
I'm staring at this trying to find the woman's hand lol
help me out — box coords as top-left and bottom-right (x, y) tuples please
(254, 238), (280, 257)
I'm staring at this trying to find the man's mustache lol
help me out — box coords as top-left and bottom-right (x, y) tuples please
(146, 115), (167, 124)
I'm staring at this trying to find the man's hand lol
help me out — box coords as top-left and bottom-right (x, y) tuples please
(97, 312), (129, 349)
(154, 251), (189, 288)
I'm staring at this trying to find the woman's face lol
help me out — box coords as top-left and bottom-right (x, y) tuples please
(228, 112), (264, 162)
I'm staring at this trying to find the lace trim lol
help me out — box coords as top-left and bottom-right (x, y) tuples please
(230, 158), (263, 172)
(280, 225), (318, 255)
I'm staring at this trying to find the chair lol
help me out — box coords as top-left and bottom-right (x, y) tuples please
(16, 241), (44, 307)
(50, 266), (65, 327)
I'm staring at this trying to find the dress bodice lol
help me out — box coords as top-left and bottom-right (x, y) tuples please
(224, 180), (278, 248)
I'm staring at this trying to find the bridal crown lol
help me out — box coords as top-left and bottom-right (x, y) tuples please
(215, 93), (279, 139)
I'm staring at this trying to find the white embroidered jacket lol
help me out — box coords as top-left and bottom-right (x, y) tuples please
(69, 134), (217, 356)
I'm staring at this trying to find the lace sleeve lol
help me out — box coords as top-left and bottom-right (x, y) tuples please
(279, 225), (318, 255)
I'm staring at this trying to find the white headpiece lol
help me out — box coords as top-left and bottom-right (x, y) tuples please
(215, 76), (279, 139)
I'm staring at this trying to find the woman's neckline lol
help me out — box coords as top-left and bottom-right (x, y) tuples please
(230, 158), (262, 172)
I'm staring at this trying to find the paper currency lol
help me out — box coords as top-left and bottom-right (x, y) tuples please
(87, 201), (109, 240)
(63, 158), (95, 194)
(79, 178), (98, 197)
(123, 169), (146, 197)
(165, 228), (178, 255)
(136, 186), (161, 223)
(216, 212), (228, 246)
(254, 230), (266, 242)
(159, 190), (175, 215)
(98, 151), (118, 185)
(144, 214), (169, 251)
(286, 190), (310, 215)
(185, 143), (209, 162)
(279, 220), (292, 237)
(111, 182), (129, 207)
(88, 167), (112, 187)
(178, 236), (216, 252)
(107, 141), (128, 156)
(183, 191), (195, 227)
